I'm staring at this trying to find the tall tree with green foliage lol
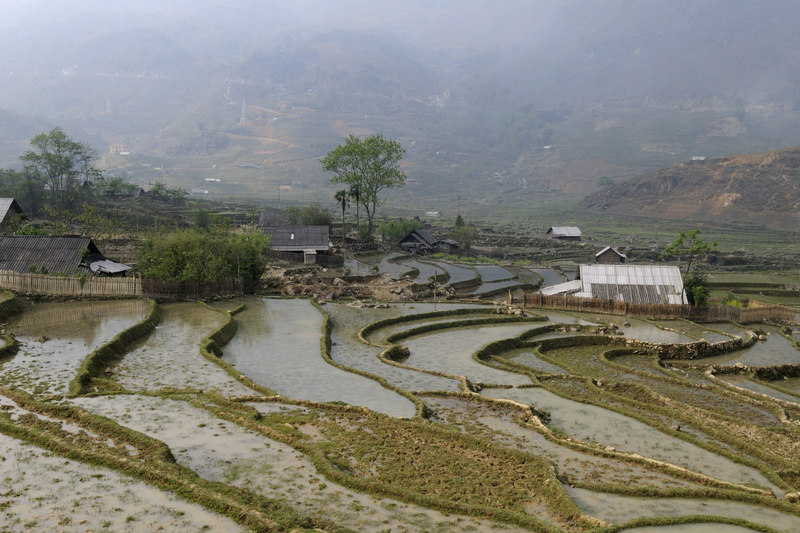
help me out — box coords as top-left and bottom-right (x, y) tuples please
(20, 127), (101, 209)
(662, 228), (717, 276)
(321, 134), (406, 242)
(453, 222), (479, 257)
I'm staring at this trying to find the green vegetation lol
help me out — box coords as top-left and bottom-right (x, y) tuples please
(378, 218), (424, 242)
(19, 127), (100, 211)
(321, 134), (407, 242)
(662, 228), (718, 277)
(136, 228), (269, 285)
(285, 202), (333, 226)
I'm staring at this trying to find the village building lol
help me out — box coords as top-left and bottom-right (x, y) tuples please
(0, 235), (131, 276)
(541, 264), (687, 305)
(595, 246), (626, 264)
(546, 226), (582, 241)
(398, 228), (458, 255)
(0, 198), (26, 231)
(260, 225), (337, 265)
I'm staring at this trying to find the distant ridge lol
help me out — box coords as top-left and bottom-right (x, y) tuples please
(577, 147), (800, 232)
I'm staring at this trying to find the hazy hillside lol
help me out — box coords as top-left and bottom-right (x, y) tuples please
(3, 0), (800, 216)
(577, 147), (800, 232)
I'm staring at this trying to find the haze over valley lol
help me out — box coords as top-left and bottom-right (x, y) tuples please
(2, 0), (800, 228)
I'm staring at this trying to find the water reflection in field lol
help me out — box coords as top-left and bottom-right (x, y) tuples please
(2, 299), (148, 395)
(113, 302), (254, 396)
(222, 297), (416, 417)
(504, 348), (570, 374)
(697, 325), (800, 367)
(475, 265), (515, 283)
(568, 487), (800, 532)
(325, 302), (477, 393)
(402, 324), (538, 385)
(717, 374), (800, 404)
(401, 260), (446, 283)
(432, 261), (476, 285)
(481, 387), (779, 492)
(0, 432), (244, 532)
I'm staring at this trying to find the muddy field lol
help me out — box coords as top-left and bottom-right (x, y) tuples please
(0, 294), (799, 532)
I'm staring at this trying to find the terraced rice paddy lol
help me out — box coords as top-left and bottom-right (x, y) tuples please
(0, 294), (799, 532)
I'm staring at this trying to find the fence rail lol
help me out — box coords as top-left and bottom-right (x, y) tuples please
(510, 290), (795, 323)
(0, 270), (243, 300)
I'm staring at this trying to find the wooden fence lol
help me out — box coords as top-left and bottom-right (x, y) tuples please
(511, 290), (795, 323)
(0, 270), (243, 300)
(0, 270), (142, 297)
(512, 291), (692, 319)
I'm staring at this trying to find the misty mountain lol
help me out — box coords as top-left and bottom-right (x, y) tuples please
(2, 0), (800, 213)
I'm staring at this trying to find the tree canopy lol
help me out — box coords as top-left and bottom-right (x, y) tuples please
(20, 127), (101, 210)
(662, 228), (717, 276)
(137, 228), (269, 286)
(321, 134), (406, 242)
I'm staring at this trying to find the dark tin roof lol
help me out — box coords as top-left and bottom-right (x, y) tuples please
(399, 228), (441, 249)
(0, 235), (102, 275)
(261, 226), (330, 251)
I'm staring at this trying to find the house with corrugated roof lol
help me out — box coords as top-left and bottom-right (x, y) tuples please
(546, 226), (582, 241)
(260, 225), (332, 264)
(398, 228), (458, 255)
(576, 264), (687, 305)
(0, 198), (26, 231)
(0, 235), (131, 276)
(541, 264), (686, 305)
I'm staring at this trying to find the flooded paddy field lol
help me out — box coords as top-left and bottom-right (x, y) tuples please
(1, 299), (149, 396)
(717, 374), (800, 405)
(112, 302), (255, 397)
(1, 295), (799, 532)
(432, 261), (477, 285)
(567, 487), (800, 532)
(221, 297), (416, 417)
(695, 325), (800, 367)
(0, 434), (244, 532)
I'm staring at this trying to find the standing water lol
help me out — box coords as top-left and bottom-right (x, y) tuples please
(222, 297), (416, 417)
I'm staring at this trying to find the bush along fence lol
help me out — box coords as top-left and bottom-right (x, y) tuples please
(0, 270), (243, 300)
(510, 290), (795, 323)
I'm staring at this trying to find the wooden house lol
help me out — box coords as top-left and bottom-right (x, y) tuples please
(261, 225), (332, 264)
(546, 226), (582, 241)
(0, 235), (131, 276)
(398, 228), (458, 255)
(595, 246), (626, 264)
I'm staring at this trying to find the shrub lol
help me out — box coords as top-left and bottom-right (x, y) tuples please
(137, 228), (269, 285)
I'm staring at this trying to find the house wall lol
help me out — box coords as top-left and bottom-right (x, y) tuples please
(596, 250), (625, 264)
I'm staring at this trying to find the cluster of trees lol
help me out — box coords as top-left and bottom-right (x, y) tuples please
(0, 128), (188, 219)
(0, 128), (271, 286)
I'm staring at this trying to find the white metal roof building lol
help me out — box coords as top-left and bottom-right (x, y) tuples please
(576, 264), (687, 305)
(546, 226), (582, 240)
